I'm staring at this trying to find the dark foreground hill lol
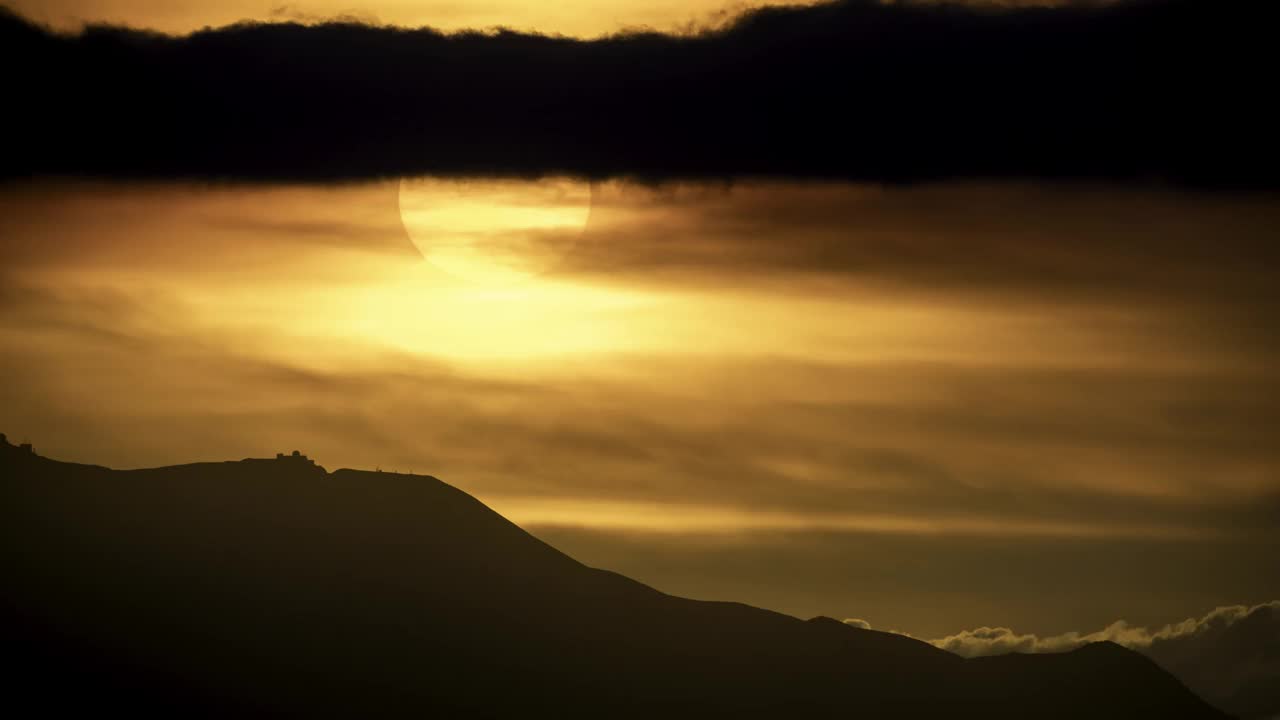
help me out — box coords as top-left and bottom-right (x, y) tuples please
(1, 437), (1230, 718)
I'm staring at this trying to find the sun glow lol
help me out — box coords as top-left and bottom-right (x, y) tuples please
(337, 271), (659, 361)
(399, 177), (592, 287)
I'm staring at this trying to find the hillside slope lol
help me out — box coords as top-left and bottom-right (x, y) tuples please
(0, 438), (1230, 718)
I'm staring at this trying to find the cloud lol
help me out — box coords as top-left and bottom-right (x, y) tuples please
(925, 601), (1280, 718)
(267, 4), (381, 26)
(842, 617), (872, 629)
(928, 600), (1279, 656)
(2, 178), (1277, 700)
(1, 0), (1276, 184)
(4, 179), (1279, 543)
(571, 181), (1280, 308)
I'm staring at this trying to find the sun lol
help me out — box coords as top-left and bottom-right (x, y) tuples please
(398, 176), (592, 286)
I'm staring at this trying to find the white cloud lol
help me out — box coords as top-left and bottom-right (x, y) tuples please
(864, 601), (1280, 719)
(926, 601), (1279, 659)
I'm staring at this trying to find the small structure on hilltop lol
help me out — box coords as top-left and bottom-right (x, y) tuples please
(239, 449), (325, 475)
(1, 434), (36, 455)
(276, 450), (316, 466)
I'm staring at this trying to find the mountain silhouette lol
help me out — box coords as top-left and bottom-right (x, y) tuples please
(1, 436), (1230, 718)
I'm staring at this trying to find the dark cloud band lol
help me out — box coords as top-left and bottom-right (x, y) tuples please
(2, 0), (1276, 184)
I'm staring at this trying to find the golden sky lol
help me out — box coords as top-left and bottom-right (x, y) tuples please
(6, 0), (819, 35)
(1, 177), (1277, 637)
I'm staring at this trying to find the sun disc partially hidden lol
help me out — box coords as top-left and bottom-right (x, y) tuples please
(399, 177), (592, 285)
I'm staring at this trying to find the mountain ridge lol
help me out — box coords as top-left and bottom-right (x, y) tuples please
(1, 436), (1231, 718)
